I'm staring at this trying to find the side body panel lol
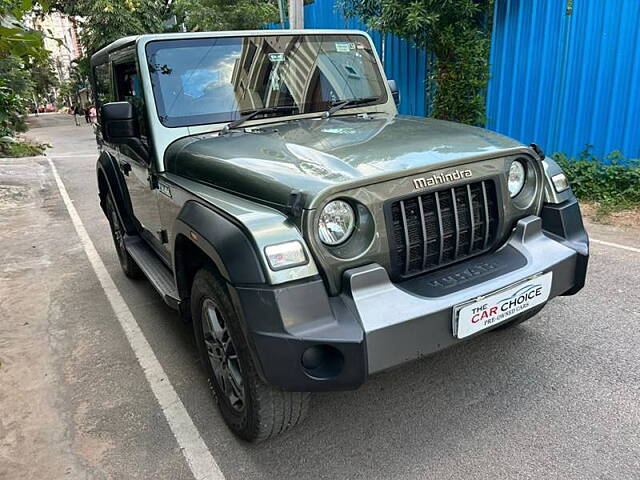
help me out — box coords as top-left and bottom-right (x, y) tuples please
(110, 47), (165, 247)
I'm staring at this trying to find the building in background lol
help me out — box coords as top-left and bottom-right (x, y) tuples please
(26, 11), (86, 109)
(33, 12), (82, 82)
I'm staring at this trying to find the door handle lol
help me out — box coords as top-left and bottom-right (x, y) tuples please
(120, 161), (131, 176)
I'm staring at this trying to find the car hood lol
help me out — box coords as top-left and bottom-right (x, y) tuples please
(165, 114), (523, 209)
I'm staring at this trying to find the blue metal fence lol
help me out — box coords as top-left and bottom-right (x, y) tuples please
(271, 0), (430, 117)
(274, 0), (639, 161)
(487, 0), (640, 161)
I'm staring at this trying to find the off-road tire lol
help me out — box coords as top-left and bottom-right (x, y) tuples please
(494, 305), (545, 330)
(191, 268), (310, 442)
(105, 195), (142, 279)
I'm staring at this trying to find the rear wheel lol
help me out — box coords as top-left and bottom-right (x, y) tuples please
(191, 268), (310, 442)
(105, 195), (142, 279)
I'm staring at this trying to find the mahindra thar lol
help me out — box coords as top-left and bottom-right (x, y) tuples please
(91, 30), (589, 442)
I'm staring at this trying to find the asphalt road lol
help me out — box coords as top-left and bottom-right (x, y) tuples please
(1, 113), (639, 480)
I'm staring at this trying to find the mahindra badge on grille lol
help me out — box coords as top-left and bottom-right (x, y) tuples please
(412, 169), (473, 190)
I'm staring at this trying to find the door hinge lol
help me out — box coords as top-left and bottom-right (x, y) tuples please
(530, 143), (546, 161)
(148, 173), (158, 190)
(158, 229), (169, 244)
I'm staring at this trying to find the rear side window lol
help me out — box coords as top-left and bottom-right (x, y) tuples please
(113, 60), (148, 139)
(93, 62), (113, 110)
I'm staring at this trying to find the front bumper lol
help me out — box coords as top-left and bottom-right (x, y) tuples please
(233, 199), (588, 391)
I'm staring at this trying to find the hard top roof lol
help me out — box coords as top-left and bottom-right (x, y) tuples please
(89, 29), (369, 66)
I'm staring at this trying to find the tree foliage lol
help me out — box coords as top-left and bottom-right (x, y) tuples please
(57, 0), (279, 56)
(57, 0), (171, 54)
(0, 0), (51, 58)
(51, 0), (279, 105)
(340, 0), (494, 125)
(0, 0), (56, 140)
(0, 0), (279, 141)
(0, 85), (28, 137)
(554, 149), (640, 215)
(173, 0), (279, 32)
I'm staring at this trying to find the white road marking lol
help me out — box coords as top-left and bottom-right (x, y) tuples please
(48, 153), (99, 158)
(46, 157), (225, 480)
(591, 238), (640, 254)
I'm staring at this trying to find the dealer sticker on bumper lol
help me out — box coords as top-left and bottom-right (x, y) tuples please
(454, 272), (553, 339)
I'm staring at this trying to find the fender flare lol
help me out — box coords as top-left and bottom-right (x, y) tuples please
(542, 156), (576, 205)
(96, 151), (138, 234)
(172, 200), (266, 287)
(172, 201), (270, 381)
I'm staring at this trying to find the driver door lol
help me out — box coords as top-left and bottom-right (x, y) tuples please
(112, 53), (164, 248)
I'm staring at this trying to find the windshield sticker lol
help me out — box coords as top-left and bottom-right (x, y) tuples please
(335, 42), (355, 53)
(269, 52), (285, 62)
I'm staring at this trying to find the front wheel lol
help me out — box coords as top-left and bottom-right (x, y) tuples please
(191, 268), (310, 442)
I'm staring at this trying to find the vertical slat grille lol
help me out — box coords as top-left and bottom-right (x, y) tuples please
(389, 180), (499, 278)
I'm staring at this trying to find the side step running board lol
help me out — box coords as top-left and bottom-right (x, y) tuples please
(124, 236), (180, 310)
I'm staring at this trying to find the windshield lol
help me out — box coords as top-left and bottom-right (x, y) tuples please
(145, 34), (387, 127)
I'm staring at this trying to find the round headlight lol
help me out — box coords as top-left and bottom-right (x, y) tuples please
(318, 200), (355, 246)
(508, 160), (526, 197)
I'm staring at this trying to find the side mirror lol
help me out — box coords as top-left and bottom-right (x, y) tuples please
(387, 79), (400, 106)
(101, 101), (139, 144)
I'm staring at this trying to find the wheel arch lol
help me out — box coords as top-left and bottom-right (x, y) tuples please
(172, 211), (269, 382)
(96, 151), (137, 234)
(171, 201), (266, 296)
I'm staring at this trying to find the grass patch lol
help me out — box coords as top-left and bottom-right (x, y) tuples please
(0, 138), (49, 158)
(553, 149), (640, 218)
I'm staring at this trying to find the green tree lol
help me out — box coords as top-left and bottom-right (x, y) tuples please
(53, 0), (279, 104)
(0, 86), (28, 137)
(0, 0), (53, 140)
(173, 0), (279, 32)
(30, 55), (59, 102)
(56, 0), (278, 56)
(0, 55), (34, 95)
(56, 0), (171, 54)
(340, 0), (494, 125)
(56, 59), (87, 106)
(0, 0), (51, 58)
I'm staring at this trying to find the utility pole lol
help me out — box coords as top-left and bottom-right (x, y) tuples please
(277, 0), (286, 28)
(288, 0), (304, 29)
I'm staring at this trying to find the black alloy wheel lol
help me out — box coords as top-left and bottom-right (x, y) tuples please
(201, 297), (245, 413)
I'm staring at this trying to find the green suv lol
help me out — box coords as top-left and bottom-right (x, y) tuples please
(91, 30), (589, 442)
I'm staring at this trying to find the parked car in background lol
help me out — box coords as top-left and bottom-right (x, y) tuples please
(30, 104), (57, 113)
(91, 30), (589, 442)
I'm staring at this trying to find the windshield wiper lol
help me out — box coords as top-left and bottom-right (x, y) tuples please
(221, 105), (299, 134)
(323, 96), (380, 118)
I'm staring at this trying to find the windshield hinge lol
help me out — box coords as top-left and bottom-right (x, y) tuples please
(286, 190), (305, 218)
(530, 143), (545, 161)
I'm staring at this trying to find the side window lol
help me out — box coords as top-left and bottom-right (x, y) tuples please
(93, 62), (113, 119)
(114, 60), (148, 141)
